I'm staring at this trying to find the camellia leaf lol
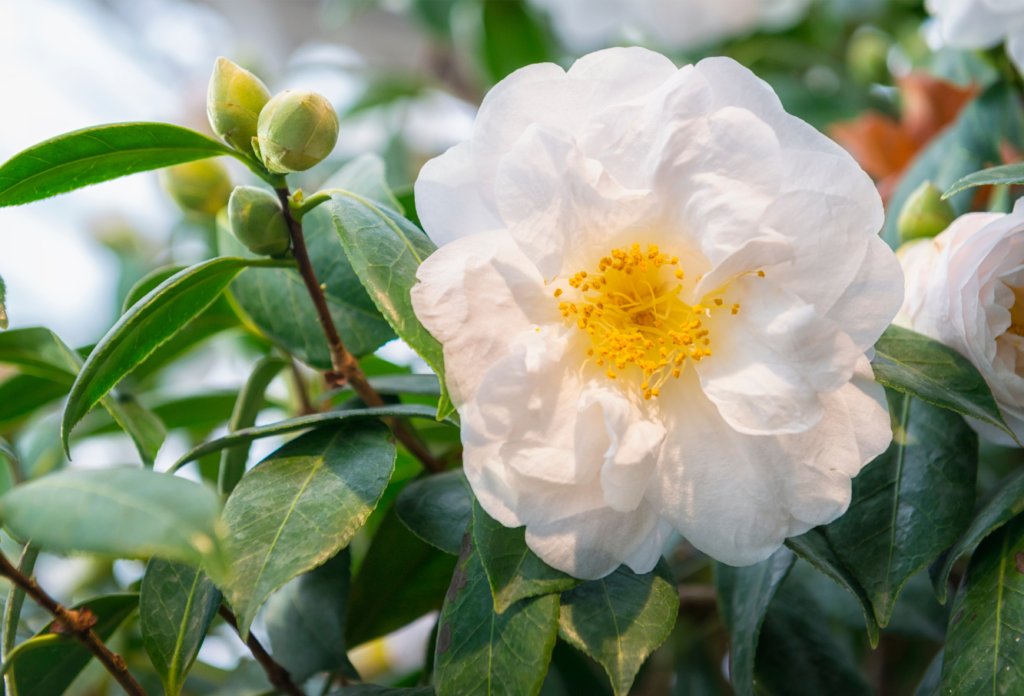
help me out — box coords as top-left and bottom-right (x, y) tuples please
(395, 469), (473, 554)
(943, 162), (1024, 199)
(785, 528), (881, 647)
(472, 499), (582, 613)
(434, 519), (560, 696)
(557, 560), (679, 696)
(826, 391), (978, 627)
(0, 467), (226, 576)
(753, 569), (872, 696)
(0, 327), (167, 463)
(62, 257), (291, 453)
(222, 421), (395, 639)
(0, 123), (245, 208)
(333, 687), (435, 696)
(6, 593), (138, 696)
(931, 466), (1024, 604)
(330, 191), (453, 419)
(140, 559), (222, 696)
(479, 0), (551, 84)
(940, 514), (1024, 693)
(326, 373), (442, 401)
(0, 274), (7, 330)
(346, 506), (457, 647)
(218, 196), (395, 369)
(871, 324), (1015, 441)
(218, 355), (288, 496)
(170, 403), (445, 472)
(715, 547), (796, 696)
(264, 549), (359, 682)
(319, 152), (404, 213)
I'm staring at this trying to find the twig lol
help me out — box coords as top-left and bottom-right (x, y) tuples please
(275, 187), (443, 473)
(218, 605), (304, 696)
(0, 550), (146, 696)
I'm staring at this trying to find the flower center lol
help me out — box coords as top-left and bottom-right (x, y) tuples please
(1009, 284), (1024, 337)
(552, 243), (744, 400)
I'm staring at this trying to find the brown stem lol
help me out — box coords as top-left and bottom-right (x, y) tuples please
(275, 188), (443, 473)
(0, 551), (147, 696)
(218, 605), (304, 696)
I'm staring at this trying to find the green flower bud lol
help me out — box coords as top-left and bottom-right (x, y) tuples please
(898, 181), (956, 243)
(228, 186), (291, 256)
(159, 160), (232, 216)
(256, 90), (339, 173)
(207, 57), (272, 157)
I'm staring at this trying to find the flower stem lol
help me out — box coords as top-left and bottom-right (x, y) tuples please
(0, 550), (147, 696)
(218, 605), (304, 696)
(274, 188), (442, 473)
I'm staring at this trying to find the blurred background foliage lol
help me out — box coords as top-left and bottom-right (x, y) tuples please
(1, 0), (1020, 693)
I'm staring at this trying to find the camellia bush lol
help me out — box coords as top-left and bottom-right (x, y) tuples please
(10, 0), (1024, 694)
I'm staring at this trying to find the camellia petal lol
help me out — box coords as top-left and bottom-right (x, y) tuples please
(411, 47), (902, 574)
(898, 200), (1024, 446)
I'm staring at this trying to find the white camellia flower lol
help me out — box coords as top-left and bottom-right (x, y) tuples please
(898, 201), (1024, 446)
(529, 0), (813, 53)
(926, 0), (1024, 73)
(410, 47), (903, 577)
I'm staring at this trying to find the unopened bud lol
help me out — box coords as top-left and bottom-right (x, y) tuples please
(898, 181), (956, 242)
(256, 90), (339, 173)
(227, 186), (291, 256)
(159, 160), (232, 215)
(207, 57), (272, 157)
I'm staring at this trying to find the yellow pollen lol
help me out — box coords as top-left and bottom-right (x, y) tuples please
(552, 242), (742, 398)
(757, 270), (765, 277)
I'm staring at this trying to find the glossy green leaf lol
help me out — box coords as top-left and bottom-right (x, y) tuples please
(62, 257), (288, 453)
(0, 327), (81, 383)
(872, 324), (1014, 440)
(753, 571), (872, 696)
(330, 191), (453, 420)
(347, 506), (457, 646)
(826, 391), (978, 626)
(265, 549), (359, 682)
(122, 265), (185, 314)
(395, 470), (473, 554)
(881, 83), (1024, 247)
(941, 514), (1024, 693)
(171, 403), (443, 473)
(715, 547), (796, 696)
(434, 518), (560, 696)
(0, 374), (70, 428)
(219, 196), (395, 369)
(0, 327), (168, 463)
(0, 274), (7, 330)
(0, 123), (247, 208)
(140, 559), (222, 696)
(218, 355), (288, 496)
(0, 467), (226, 574)
(931, 466), (1024, 604)
(222, 421), (395, 639)
(472, 499), (581, 613)
(557, 560), (678, 696)
(320, 153), (403, 213)
(7, 594), (138, 696)
(944, 162), (1024, 199)
(82, 391), (251, 438)
(785, 528), (880, 647)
